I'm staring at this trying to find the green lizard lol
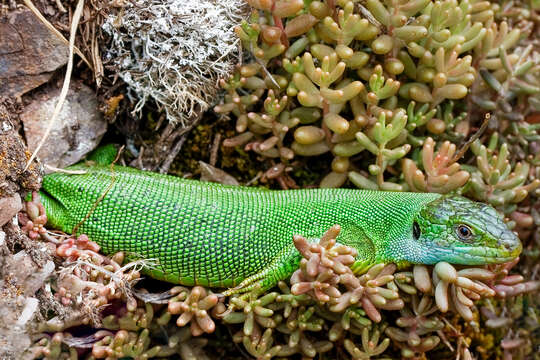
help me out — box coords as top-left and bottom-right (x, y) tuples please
(39, 161), (521, 294)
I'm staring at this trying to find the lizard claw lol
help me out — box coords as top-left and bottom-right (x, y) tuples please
(223, 271), (268, 296)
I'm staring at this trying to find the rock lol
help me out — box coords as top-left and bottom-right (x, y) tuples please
(0, 99), (42, 197)
(21, 82), (107, 170)
(0, 9), (69, 97)
(0, 193), (21, 227)
(0, 250), (54, 359)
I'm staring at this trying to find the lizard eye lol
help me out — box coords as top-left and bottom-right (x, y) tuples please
(413, 221), (421, 240)
(456, 224), (473, 240)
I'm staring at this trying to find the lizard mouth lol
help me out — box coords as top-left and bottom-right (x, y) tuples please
(450, 243), (522, 264)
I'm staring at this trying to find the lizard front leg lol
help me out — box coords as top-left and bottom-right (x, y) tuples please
(223, 244), (301, 296)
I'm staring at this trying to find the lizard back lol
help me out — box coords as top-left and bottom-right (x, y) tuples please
(40, 165), (440, 287)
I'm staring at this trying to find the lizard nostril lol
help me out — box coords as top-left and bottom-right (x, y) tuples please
(499, 231), (522, 250)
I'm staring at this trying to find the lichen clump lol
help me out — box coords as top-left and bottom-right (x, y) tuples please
(102, 0), (248, 124)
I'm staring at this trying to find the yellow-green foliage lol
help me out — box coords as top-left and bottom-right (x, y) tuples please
(215, 0), (539, 201)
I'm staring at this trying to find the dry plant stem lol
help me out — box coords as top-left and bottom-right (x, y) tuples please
(43, 164), (87, 175)
(450, 113), (491, 163)
(54, 0), (67, 13)
(90, 21), (104, 87)
(210, 133), (222, 167)
(25, 0), (85, 170)
(158, 109), (203, 174)
(160, 137), (189, 174)
(22, 0), (91, 68)
(72, 147), (124, 235)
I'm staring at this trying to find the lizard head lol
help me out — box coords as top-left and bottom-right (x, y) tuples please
(409, 195), (521, 265)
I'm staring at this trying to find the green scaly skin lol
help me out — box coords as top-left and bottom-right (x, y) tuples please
(40, 163), (522, 294)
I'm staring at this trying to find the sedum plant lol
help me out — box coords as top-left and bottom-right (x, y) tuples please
(209, 1), (540, 356)
(214, 0), (537, 194)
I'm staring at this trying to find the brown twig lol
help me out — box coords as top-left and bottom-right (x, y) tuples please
(159, 111), (203, 174)
(72, 146), (124, 234)
(450, 113), (491, 163)
(209, 133), (222, 167)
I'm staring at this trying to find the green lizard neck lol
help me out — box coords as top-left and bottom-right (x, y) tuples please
(293, 191), (442, 266)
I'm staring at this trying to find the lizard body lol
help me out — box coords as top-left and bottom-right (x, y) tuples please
(40, 163), (521, 293)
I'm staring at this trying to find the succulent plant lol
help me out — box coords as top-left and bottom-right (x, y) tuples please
(467, 136), (540, 212)
(213, 0), (537, 193)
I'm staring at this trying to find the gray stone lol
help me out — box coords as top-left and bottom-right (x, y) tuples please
(0, 9), (69, 97)
(21, 82), (107, 170)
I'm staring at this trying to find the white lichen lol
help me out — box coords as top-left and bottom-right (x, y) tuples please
(102, 0), (248, 124)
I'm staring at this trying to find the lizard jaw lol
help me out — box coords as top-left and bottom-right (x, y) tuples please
(437, 243), (522, 265)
